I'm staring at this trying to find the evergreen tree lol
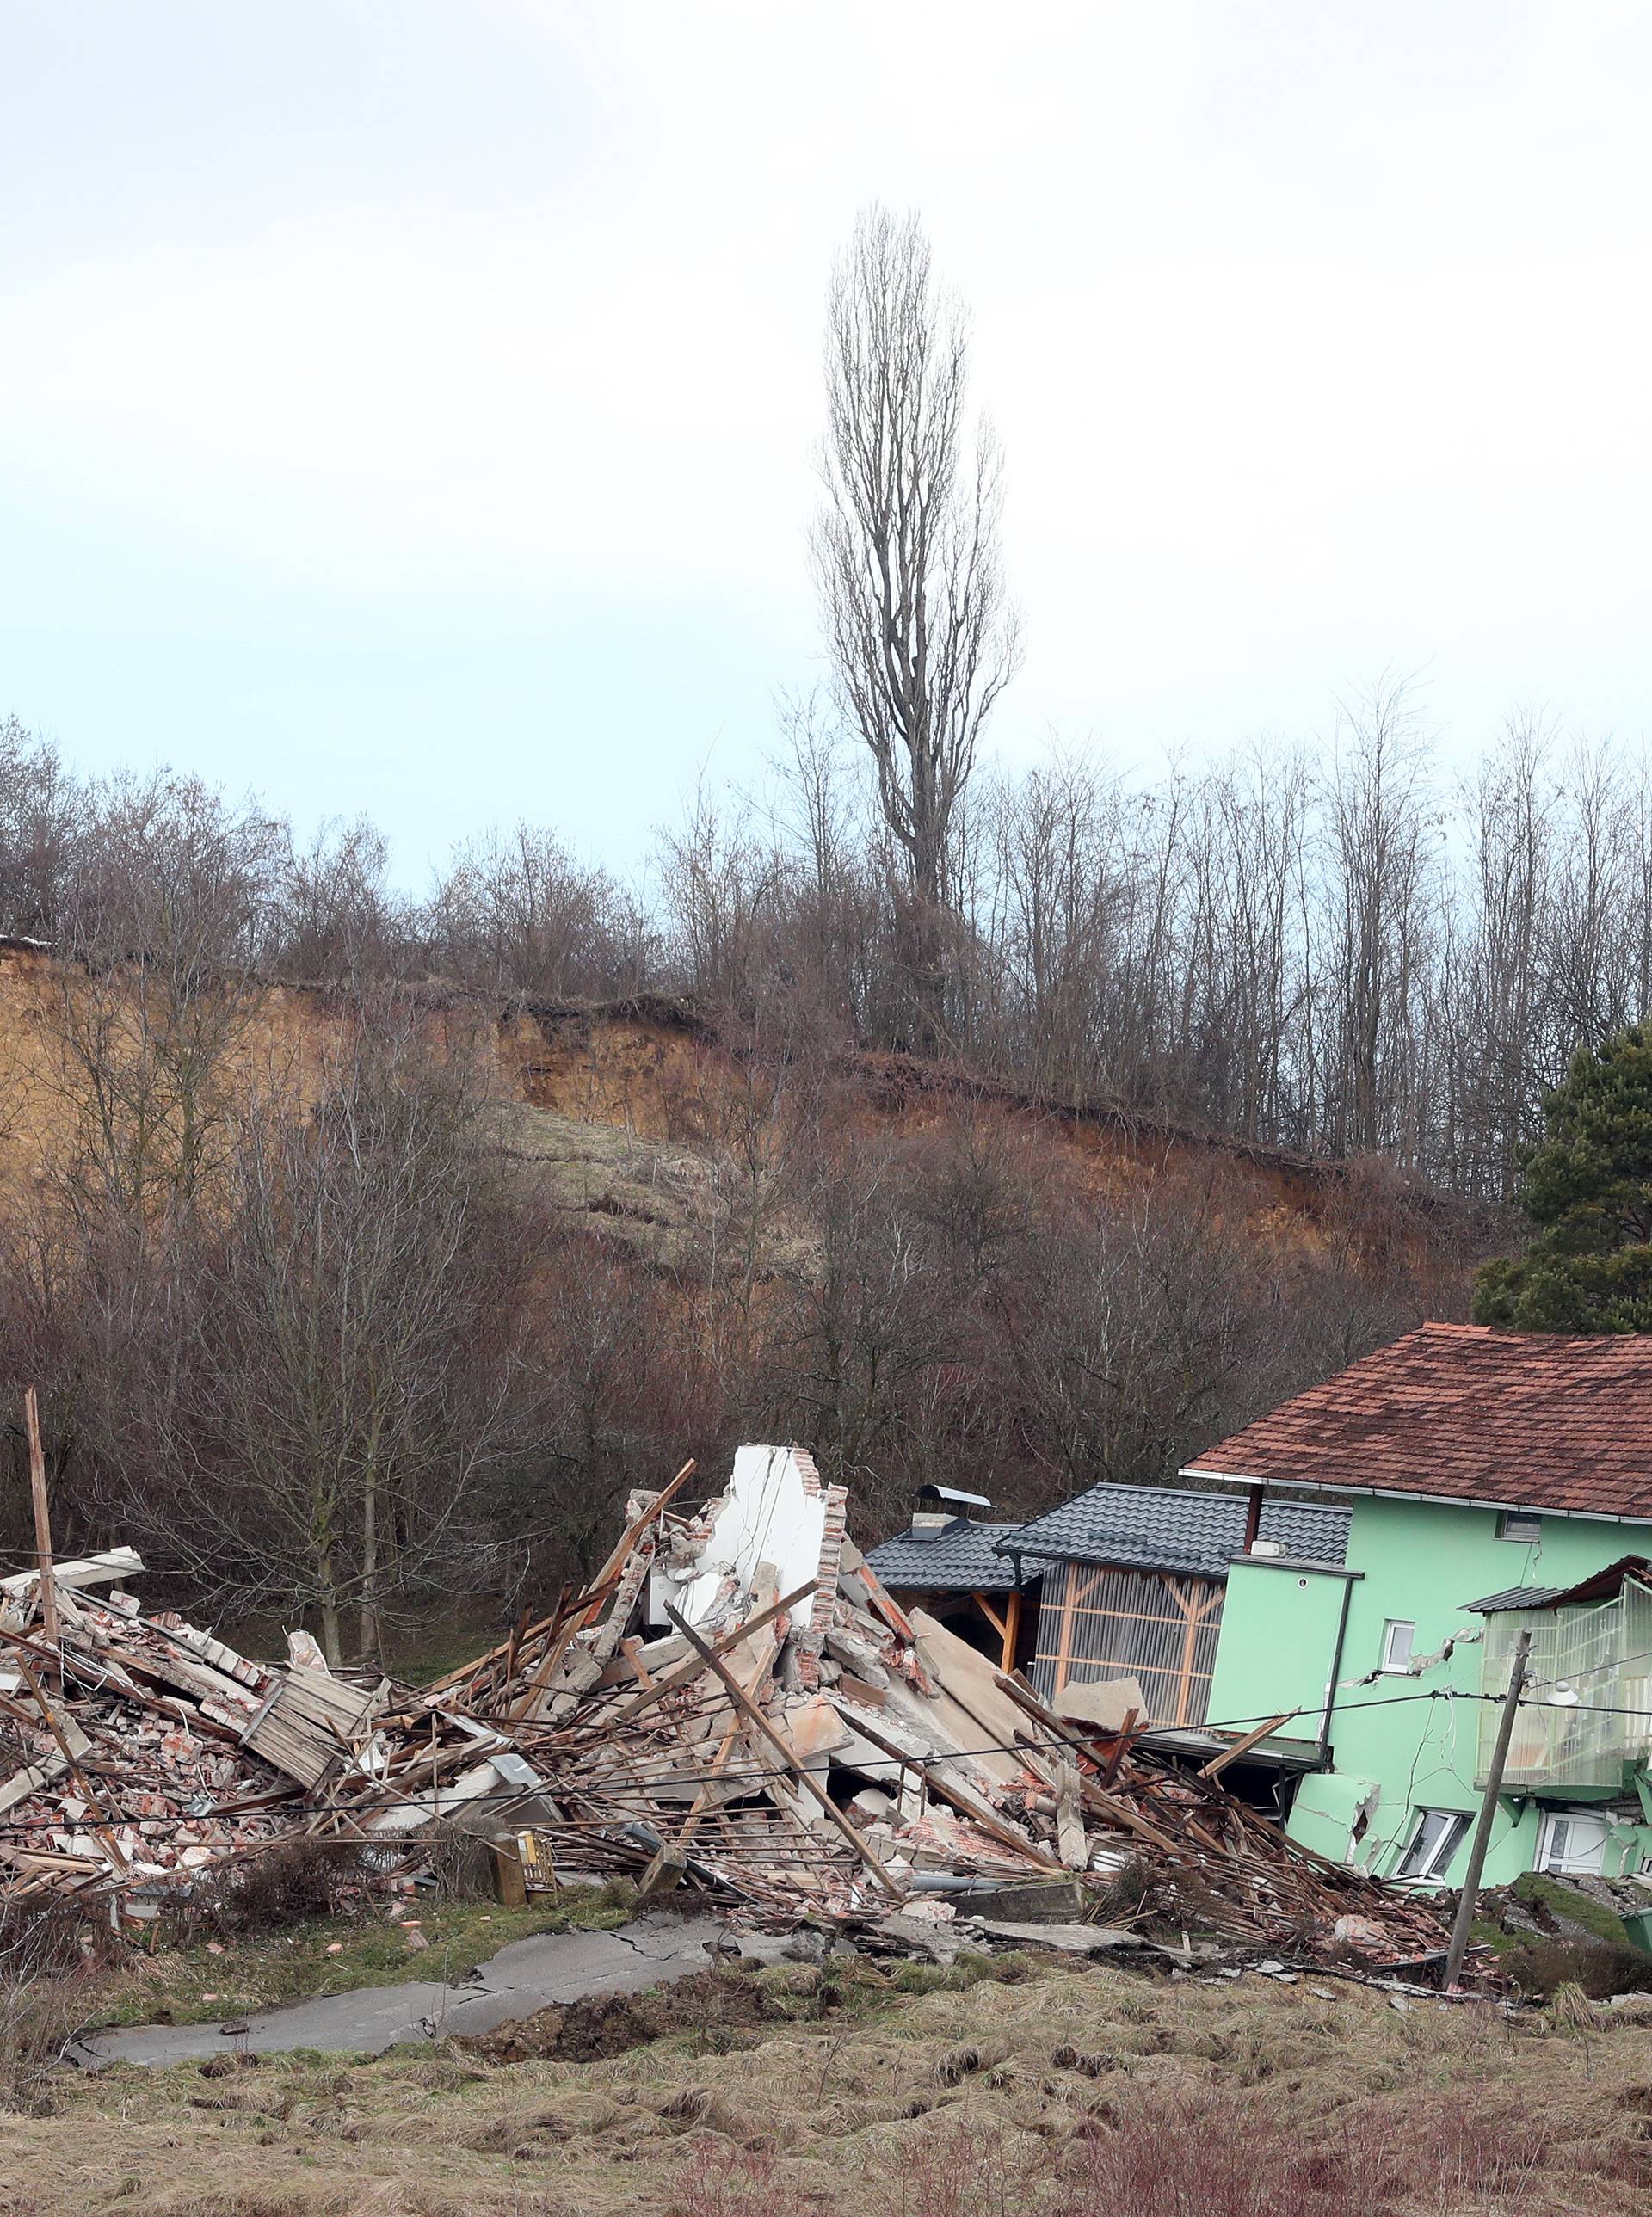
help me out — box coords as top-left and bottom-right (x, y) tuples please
(1474, 1026), (1652, 1333)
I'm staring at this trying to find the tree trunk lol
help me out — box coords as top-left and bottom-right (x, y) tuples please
(359, 1465), (382, 1667)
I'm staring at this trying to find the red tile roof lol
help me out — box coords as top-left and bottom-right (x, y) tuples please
(1181, 1323), (1652, 1520)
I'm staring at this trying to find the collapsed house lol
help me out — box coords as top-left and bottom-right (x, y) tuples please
(0, 1448), (1453, 1970)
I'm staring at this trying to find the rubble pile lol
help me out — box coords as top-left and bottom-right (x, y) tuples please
(466, 1446), (1452, 1967)
(0, 1550), (535, 1909)
(0, 1448), (1452, 1970)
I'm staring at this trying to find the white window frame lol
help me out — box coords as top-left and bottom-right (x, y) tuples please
(1395, 1807), (1470, 1883)
(1379, 1618), (1416, 1673)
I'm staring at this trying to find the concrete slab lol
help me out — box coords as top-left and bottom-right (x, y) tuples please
(963, 1918), (1150, 1955)
(77, 1912), (791, 2068)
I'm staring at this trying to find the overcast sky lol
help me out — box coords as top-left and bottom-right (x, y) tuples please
(4, 3), (1649, 881)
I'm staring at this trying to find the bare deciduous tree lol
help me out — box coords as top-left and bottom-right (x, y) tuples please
(47, 771), (288, 1229)
(814, 206), (1020, 1044)
(133, 1012), (521, 1663)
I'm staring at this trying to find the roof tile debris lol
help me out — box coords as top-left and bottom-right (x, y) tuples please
(993, 1481), (1350, 1579)
(1183, 1323), (1652, 1518)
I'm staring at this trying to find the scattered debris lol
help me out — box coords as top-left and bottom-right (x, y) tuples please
(457, 1446), (1455, 1969)
(0, 1446), (1459, 1974)
(0, 1549), (545, 1913)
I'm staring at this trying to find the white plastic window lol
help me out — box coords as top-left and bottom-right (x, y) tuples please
(1380, 1618), (1415, 1673)
(1396, 1807), (1470, 1881)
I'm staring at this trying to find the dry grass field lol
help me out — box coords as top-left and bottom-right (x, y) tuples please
(5, 1949), (1652, 2217)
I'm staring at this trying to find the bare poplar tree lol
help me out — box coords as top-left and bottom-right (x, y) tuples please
(814, 206), (1020, 1045)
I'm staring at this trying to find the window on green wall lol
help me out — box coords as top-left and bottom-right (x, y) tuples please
(1497, 1510), (1543, 1543)
(1396, 1807), (1470, 1881)
(1379, 1618), (1415, 1672)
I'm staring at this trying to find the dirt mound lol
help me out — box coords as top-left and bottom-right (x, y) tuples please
(456, 1965), (795, 2064)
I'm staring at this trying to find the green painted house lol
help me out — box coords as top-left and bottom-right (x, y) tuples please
(1190, 1323), (1652, 1898)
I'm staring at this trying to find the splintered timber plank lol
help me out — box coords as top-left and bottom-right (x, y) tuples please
(562, 1580), (818, 1742)
(507, 1580), (625, 1721)
(505, 1463), (700, 1721)
(832, 1697), (1065, 1875)
(663, 1603), (905, 1900)
(1199, 1711), (1300, 1780)
(425, 1590), (568, 1699)
(989, 1672), (1184, 1859)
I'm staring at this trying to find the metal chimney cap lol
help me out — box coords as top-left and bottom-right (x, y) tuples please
(918, 1484), (993, 1513)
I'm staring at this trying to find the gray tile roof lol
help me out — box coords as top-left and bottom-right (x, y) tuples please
(1463, 1584), (1567, 1615)
(993, 1481), (1351, 1580)
(866, 1519), (1028, 1593)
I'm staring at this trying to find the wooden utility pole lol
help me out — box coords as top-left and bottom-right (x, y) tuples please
(1444, 1629), (1532, 1992)
(22, 1386), (59, 1660)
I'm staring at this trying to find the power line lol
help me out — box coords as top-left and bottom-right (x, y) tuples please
(31, 1678), (1649, 1827)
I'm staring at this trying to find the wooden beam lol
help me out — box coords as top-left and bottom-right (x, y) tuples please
(506, 1571), (625, 1721)
(508, 1463), (700, 1721)
(435, 1462), (698, 1703)
(677, 1715), (745, 1844)
(1199, 1710), (1300, 1780)
(585, 1461), (699, 1614)
(831, 1697), (1067, 1875)
(971, 1592), (1008, 1642)
(1001, 1586), (1022, 1674)
(571, 1580), (817, 1739)
(991, 1667), (1183, 1857)
(663, 1604), (905, 1899)
(1100, 1705), (1138, 1789)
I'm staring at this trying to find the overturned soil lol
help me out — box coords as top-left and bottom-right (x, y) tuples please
(457, 1963), (801, 2063)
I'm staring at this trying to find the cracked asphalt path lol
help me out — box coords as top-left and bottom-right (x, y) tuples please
(77, 1913), (792, 2067)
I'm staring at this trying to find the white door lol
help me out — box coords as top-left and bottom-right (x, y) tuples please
(1538, 1809), (1612, 1876)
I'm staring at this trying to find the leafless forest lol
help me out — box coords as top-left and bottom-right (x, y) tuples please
(0, 696), (1626, 1659)
(6, 685), (1643, 1192)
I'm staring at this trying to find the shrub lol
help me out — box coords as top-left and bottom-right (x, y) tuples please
(419, 1820), (501, 1903)
(206, 1838), (375, 1937)
(1504, 1935), (1652, 2000)
(0, 1908), (92, 2110)
(666, 2141), (782, 2217)
(1059, 2087), (1549, 2216)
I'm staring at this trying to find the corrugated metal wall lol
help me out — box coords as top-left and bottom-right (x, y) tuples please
(1031, 1561), (1224, 1727)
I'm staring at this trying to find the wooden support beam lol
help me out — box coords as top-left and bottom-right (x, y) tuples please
(1000, 1586), (1023, 1674)
(832, 1697), (1067, 1875)
(1199, 1710), (1299, 1780)
(992, 1667), (1183, 1858)
(585, 1460), (699, 1612)
(971, 1592), (1008, 1642)
(1100, 1706), (1138, 1789)
(677, 1715), (745, 1845)
(508, 1463), (699, 1721)
(574, 1580), (817, 1739)
(663, 1604), (905, 1899)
